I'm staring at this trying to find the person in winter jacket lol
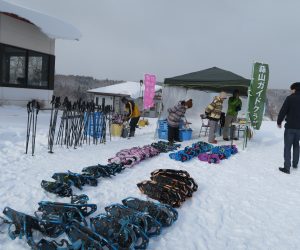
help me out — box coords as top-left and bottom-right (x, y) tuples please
(205, 91), (227, 144)
(277, 82), (300, 174)
(121, 97), (141, 137)
(167, 99), (193, 145)
(223, 89), (242, 141)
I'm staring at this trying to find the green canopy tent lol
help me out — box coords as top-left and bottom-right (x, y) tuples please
(164, 67), (251, 96)
(159, 66), (252, 148)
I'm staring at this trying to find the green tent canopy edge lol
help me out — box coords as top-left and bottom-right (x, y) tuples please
(164, 67), (251, 96)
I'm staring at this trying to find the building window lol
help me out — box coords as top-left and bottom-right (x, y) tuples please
(0, 43), (54, 89)
(1, 46), (26, 85)
(28, 51), (49, 87)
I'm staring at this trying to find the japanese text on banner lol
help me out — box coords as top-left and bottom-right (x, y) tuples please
(144, 74), (156, 109)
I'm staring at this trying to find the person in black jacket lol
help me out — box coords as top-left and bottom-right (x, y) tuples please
(277, 82), (300, 174)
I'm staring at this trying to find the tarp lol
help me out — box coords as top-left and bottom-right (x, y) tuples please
(164, 67), (251, 96)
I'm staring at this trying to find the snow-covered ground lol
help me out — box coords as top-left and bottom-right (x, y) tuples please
(0, 106), (299, 250)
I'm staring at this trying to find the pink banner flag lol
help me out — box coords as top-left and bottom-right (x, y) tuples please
(143, 74), (156, 109)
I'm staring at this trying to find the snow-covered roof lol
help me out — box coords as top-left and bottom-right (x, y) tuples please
(88, 81), (162, 99)
(0, 0), (81, 40)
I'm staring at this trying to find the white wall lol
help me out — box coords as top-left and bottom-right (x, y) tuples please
(94, 95), (114, 106)
(0, 87), (53, 107)
(93, 95), (122, 112)
(0, 13), (55, 55)
(0, 13), (55, 107)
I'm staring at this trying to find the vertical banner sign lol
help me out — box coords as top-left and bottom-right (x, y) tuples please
(248, 62), (269, 130)
(144, 74), (156, 109)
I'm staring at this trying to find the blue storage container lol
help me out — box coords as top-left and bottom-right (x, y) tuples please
(158, 129), (168, 140)
(158, 119), (168, 130)
(179, 129), (192, 141)
(159, 119), (184, 130)
(179, 120), (184, 129)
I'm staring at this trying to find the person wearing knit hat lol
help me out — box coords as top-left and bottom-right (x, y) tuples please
(185, 99), (193, 109)
(167, 99), (193, 145)
(121, 97), (140, 137)
(277, 82), (300, 174)
(219, 91), (227, 99)
(290, 82), (300, 91)
(223, 89), (242, 141)
(205, 91), (227, 144)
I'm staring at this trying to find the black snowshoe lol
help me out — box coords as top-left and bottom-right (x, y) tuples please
(121, 197), (178, 227)
(41, 180), (73, 197)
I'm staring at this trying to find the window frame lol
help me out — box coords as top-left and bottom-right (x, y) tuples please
(0, 42), (55, 90)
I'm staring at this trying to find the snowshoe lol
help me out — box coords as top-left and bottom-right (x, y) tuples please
(34, 239), (71, 250)
(151, 169), (190, 178)
(2, 207), (41, 240)
(105, 204), (162, 237)
(52, 171), (97, 190)
(137, 181), (183, 208)
(71, 194), (89, 204)
(37, 201), (97, 226)
(151, 170), (198, 192)
(121, 197), (178, 227)
(82, 164), (112, 178)
(151, 141), (180, 153)
(150, 174), (193, 198)
(91, 214), (136, 250)
(65, 220), (115, 250)
(41, 180), (73, 197)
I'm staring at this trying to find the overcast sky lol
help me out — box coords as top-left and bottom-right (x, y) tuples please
(9, 0), (300, 88)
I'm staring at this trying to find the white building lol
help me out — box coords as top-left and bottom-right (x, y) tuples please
(0, 0), (81, 107)
(88, 81), (162, 117)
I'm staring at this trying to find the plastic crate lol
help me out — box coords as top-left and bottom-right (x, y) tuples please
(179, 120), (184, 129)
(159, 119), (184, 130)
(158, 129), (168, 140)
(158, 120), (168, 130)
(179, 129), (192, 141)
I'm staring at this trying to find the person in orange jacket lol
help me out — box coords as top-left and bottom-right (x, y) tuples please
(121, 97), (141, 137)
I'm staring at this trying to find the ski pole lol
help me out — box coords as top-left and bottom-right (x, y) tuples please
(48, 95), (55, 149)
(32, 101), (40, 156)
(25, 101), (32, 154)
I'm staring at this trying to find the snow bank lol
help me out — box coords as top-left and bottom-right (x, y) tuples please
(1, 106), (300, 250)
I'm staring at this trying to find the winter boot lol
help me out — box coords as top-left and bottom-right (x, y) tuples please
(279, 167), (290, 174)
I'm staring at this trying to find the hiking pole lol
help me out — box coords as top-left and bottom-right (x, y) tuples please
(48, 95), (55, 149)
(25, 101), (32, 154)
(32, 101), (40, 156)
(31, 100), (36, 155)
(49, 97), (60, 153)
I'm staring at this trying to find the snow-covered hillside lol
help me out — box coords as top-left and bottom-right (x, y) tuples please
(0, 106), (299, 250)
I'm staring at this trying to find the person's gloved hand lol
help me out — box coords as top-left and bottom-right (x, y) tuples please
(236, 105), (241, 112)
